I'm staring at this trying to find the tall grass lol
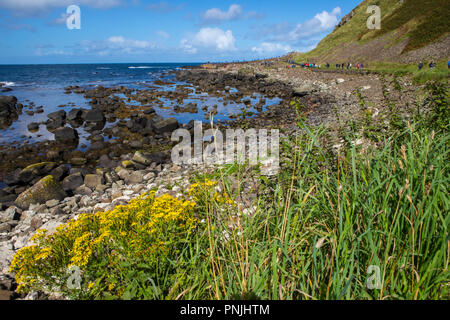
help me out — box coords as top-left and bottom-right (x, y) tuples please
(175, 121), (449, 300)
(10, 84), (448, 300)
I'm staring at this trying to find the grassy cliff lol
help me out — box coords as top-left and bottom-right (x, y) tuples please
(294, 0), (450, 66)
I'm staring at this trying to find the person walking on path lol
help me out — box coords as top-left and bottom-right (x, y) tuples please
(418, 61), (423, 70)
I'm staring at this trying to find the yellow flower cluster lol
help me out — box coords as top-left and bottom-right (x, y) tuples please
(9, 191), (198, 295)
(189, 178), (235, 207)
(188, 179), (218, 195)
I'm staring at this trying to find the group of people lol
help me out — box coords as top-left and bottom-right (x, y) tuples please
(300, 62), (321, 68)
(286, 60), (365, 70)
(285, 58), (449, 72)
(418, 61), (440, 70)
(334, 63), (364, 69)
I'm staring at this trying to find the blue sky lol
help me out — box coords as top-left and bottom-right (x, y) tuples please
(0, 0), (361, 64)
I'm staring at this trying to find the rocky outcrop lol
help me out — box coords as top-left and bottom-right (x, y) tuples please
(54, 127), (79, 144)
(0, 96), (18, 129)
(17, 162), (58, 184)
(334, 9), (355, 30)
(83, 174), (105, 189)
(84, 108), (105, 123)
(67, 108), (83, 121)
(152, 117), (179, 134)
(62, 173), (84, 192)
(15, 175), (66, 209)
(47, 110), (66, 121)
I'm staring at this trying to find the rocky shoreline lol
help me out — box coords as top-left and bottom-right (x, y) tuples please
(0, 61), (422, 299)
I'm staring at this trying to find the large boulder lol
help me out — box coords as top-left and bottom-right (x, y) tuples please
(54, 127), (79, 144)
(46, 118), (65, 131)
(49, 164), (70, 181)
(4, 169), (21, 185)
(0, 243), (15, 274)
(84, 174), (105, 189)
(84, 109), (105, 122)
(152, 117), (179, 134)
(15, 175), (67, 209)
(62, 172), (84, 191)
(27, 122), (40, 132)
(47, 110), (66, 121)
(0, 206), (21, 222)
(0, 194), (17, 205)
(126, 171), (144, 184)
(132, 151), (152, 166)
(67, 108), (83, 121)
(132, 151), (168, 166)
(70, 157), (87, 166)
(292, 83), (317, 97)
(0, 96), (18, 129)
(17, 162), (58, 184)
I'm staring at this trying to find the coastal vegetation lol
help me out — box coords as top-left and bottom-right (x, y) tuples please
(10, 81), (449, 300)
(2, 0), (449, 302)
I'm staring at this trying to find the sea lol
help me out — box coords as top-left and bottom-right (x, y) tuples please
(0, 63), (281, 148)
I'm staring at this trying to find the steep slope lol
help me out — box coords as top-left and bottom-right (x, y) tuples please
(293, 0), (450, 64)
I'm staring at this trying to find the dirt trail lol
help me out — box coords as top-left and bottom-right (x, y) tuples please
(200, 61), (424, 147)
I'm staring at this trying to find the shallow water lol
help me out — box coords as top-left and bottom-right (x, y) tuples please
(0, 63), (281, 149)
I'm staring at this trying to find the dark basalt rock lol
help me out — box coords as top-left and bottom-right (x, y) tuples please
(143, 107), (156, 115)
(84, 108), (105, 122)
(4, 169), (21, 186)
(0, 96), (18, 129)
(62, 172), (84, 192)
(46, 118), (65, 131)
(27, 122), (40, 132)
(47, 110), (66, 121)
(152, 117), (179, 134)
(67, 108), (83, 121)
(54, 127), (79, 144)
(49, 164), (70, 181)
(89, 141), (105, 151)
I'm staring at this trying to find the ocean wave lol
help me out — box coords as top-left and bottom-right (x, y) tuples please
(128, 66), (152, 69)
(97, 67), (111, 70)
(0, 81), (16, 87)
(129, 66), (167, 69)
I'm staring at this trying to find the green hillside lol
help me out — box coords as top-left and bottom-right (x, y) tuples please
(294, 0), (450, 65)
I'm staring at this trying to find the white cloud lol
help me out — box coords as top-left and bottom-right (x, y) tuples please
(201, 4), (242, 23)
(108, 36), (153, 48)
(0, 0), (124, 16)
(200, 4), (264, 24)
(251, 42), (293, 55)
(288, 7), (341, 40)
(81, 36), (158, 55)
(35, 48), (72, 56)
(180, 39), (197, 54)
(181, 28), (236, 54)
(254, 7), (341, 43)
